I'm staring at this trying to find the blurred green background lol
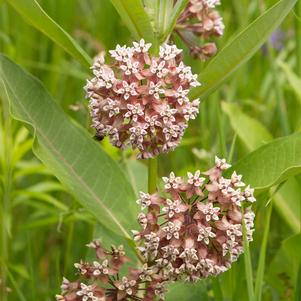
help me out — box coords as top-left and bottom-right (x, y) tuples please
(0, 0), (300, 300)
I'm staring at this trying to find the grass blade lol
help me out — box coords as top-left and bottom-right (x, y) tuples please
(254, 203), (273, 301)
(161, 0), (189, 42)
(189, 0), (297, 99)
(243, 219), (255, 301)
(5, 0), (92, 68)
(110, 0), (155, 43)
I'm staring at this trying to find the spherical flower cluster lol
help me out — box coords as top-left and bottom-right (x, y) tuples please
(56, 241), (167, 301)
(177, 0), (225, 60)
(84, 39), (201, 159)
(134, 157), (255, 282)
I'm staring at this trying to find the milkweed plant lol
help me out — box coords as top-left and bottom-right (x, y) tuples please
(0, 0), (299, 300)
(56, 1), (257, 300)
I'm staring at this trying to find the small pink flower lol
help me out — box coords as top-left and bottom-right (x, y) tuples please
(85, 39), (201, 159)
(134, 157), (256, 281)
(177, 0), (224, 61)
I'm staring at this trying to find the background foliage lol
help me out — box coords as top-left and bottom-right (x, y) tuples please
(0, 0), (300, 300)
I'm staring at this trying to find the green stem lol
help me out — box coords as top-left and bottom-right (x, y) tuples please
(0, 100), (13, 301)
(254, 203), (273, 301)
(295, 0), (301, 77)
(148, 158), (158, 193)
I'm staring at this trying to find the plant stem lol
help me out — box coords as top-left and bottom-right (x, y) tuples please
(148, 158), (158, 193)
(0, 100), (13, 301)
(295, 0), (301, 77)
(254, 203), (273, 301)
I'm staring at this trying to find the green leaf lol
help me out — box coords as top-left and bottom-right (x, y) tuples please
(278, 60), (301, 105)
(273, 179), (301, 233)
(110, 0), (155, 43)
(5, 0), (92, 68)
(223, 102), (300, 233)
(222, 102), (273, 149)
(267, 234), (301, 298)
(161, 0), (189, 42)
(166, 281), (209, 301)
(0, 54), (137, 239)
(189, 0), (297, 99)
(228, 132), (301, 191)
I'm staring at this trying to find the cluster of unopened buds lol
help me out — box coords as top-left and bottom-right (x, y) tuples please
(84, 39), (201, 159)
(177, 0), (225, 60)
(56, 242), (167, 301)
(133, 157), (255, 282)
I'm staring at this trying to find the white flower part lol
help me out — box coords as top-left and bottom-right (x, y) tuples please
(176, 62), (201, 87)
(133, 39), (152, 53)
(197, 225), (216, 244)
(137, 212), (148, 229)
(120, 59), (140, 75)
(204, 0), (221, 8)
(198, 202), (220, 221)
(140, 232), (160, 258)
(117, 81), (138, 100)
(154, 282), (167, 300)
(150, 60), (169, 78)
(215, 156), (231, 170)
(179, 248), (199, 262)
(214, 16), (225, 36)
(222, 239), (238, 256)
(118, 277), (137, 295)
(230, 189), (245, 207)
(159, 43), (182, 60)
(244, 185), (256, 203)
(109, 44), (133, 62)
(87, 66), (116, 90)
(136, 191), (152, 209)
(76, 283), (100, 301)
(74, 262), (87, 275)
(60, 277), (70, 293)
(162, 123), (184, 142)
(92, 259), (109, 276)
(231, 171), (245, 187)
(160, 105), (177, 124)
(162, 198), (184, 218)
(129, 125), (147, 148)
(218, 177), (233, 196)
(103, 98), (120, 117)
(162, 221), (181, 240)
(187, 170), (205, 187)
(183, 99), (200, 121)
(161, 245), (180, 260)
(174, 86), (189, 105)
(144, 115), (162, 133)
(226, 224), (242, 241)
(125, 103), (144, 122)
(149, 81), (165, 99)
(162, 172), (182, 190)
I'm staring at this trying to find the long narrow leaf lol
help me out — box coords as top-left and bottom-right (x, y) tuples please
(0, 54), (137, 239)
(189, 0), (297, 99)
(228, 132), (301, 191)
(110, 0), (155, 43)
(5, 0), (92, 68)
(161, 0), (189, 42)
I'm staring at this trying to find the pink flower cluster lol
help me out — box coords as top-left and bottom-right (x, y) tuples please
(133, 157), (255, 282)
(84, 39), (201, 159)
(56, 241), (167, 301)
(177, 0), (225, 60)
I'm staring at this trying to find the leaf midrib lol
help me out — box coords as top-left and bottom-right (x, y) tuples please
(0, 73), (131, 239)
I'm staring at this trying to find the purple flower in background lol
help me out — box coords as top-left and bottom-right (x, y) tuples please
(262, 29), (286, 55)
